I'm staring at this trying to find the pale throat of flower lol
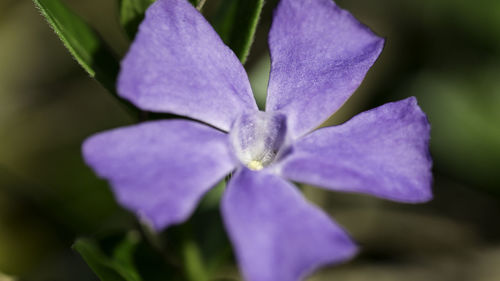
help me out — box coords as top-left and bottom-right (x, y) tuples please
(229, 111), (289, 171)
(247, 160), (264, 171)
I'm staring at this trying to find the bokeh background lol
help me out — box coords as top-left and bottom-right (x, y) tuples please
(1, 0), (499, 280)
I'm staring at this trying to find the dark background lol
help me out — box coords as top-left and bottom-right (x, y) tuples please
(0, 0), (499, 280)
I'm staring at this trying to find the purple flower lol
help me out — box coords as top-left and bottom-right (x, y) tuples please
(82, 0), (432, 280)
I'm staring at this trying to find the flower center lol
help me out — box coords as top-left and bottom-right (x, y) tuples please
(229, 111), (288, 170)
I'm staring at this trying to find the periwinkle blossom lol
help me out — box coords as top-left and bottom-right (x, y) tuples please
(82, 0), (433, 280)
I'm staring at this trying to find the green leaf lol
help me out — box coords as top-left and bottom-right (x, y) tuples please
(189, 0), (204, 8)
(212, 0), (264, 64)
(119, 0), (155, 40)
(73, 233), (143, 281)
(33, 0), (119, 93)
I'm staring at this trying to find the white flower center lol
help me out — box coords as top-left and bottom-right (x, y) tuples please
(229, 111), (288, 170)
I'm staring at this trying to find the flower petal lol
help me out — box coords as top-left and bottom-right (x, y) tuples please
(279, 97), (433, 203)
(266, 0), (384, 138)
(222, 168), (357, 281)
(118, 0), (257, 131)
(82, 120), (235, 230)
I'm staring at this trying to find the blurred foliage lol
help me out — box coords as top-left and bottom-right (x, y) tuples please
(0, 0), (499, 280)
(409, 66), (500, 196)
(73, 234), (143, 281)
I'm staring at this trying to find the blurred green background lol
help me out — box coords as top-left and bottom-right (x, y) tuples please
(1, 0), (499, 280)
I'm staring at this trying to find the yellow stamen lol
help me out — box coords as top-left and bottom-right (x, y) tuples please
(247, 160), (264, 171)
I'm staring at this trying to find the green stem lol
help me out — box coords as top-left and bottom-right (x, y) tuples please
(196, 0), (207, 10)
(182, 231), (209, 281)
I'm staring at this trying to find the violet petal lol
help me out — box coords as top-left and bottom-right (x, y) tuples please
(118, 0), (258, 131)
(279, 97), (433, 203)
(82, 120), (235, 230)
(266, 0), (384, 138)
(222, 168), (357, 281)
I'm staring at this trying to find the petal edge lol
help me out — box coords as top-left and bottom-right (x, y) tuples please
(118, 0), (258, 131)
(280, 97), (433, 203)
(83, 120), (236, 230)
(222, 168), (357, 281)
(266, 0), (384, 138)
